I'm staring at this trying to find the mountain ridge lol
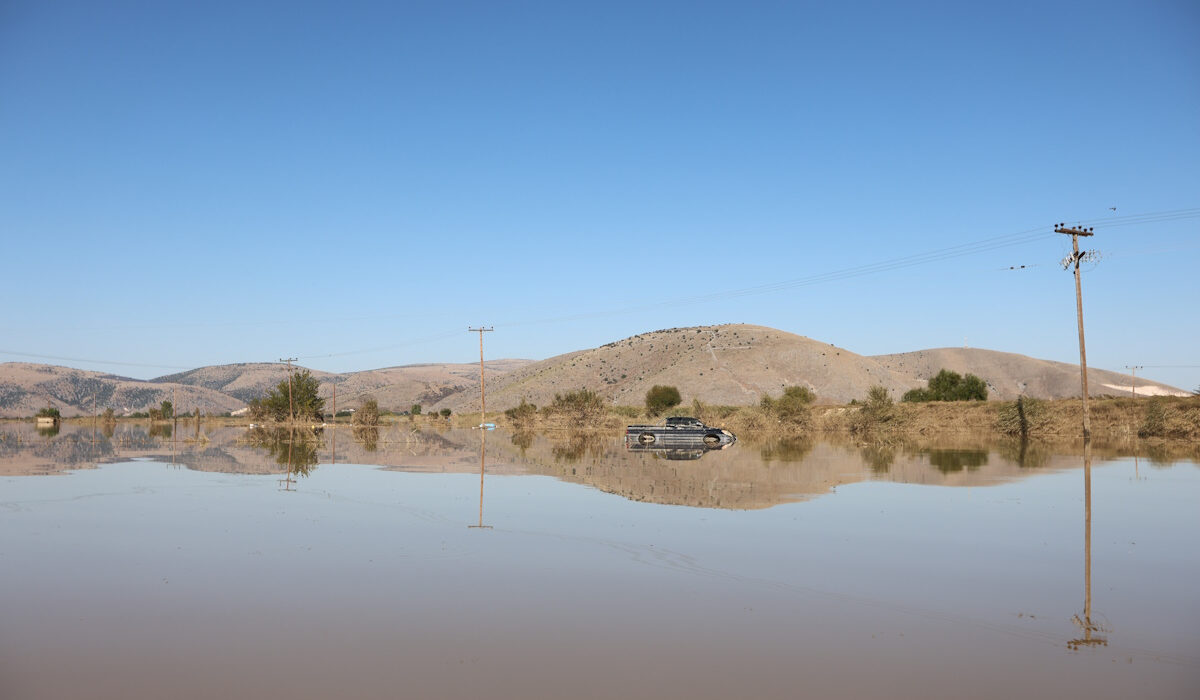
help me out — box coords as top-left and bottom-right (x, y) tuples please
(1, 324), (1187, 417)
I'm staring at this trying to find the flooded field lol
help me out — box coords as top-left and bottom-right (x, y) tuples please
(2, 422), (1197, 699)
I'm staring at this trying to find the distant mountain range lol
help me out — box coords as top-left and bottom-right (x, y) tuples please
(0, 324), (1187, 417)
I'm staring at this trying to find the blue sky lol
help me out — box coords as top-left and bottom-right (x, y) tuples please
(2, 1), (1198, 391)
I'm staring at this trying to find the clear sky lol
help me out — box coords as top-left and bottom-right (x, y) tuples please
(2, 1), (1198, 391)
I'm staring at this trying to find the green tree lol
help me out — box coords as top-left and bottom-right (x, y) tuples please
(645, 385), (682, 416)
(902, 370), (988, 402)
(160, 400), (174, 420)
(259, 370), (326, 422)
(411, 404), (422, 416)
(439, 408), (452, 419)
(36, 406), (61, 419)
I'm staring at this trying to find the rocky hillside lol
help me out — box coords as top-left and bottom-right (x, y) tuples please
(436, 324), (924, 412)
(871, 348), (1187, 400)
(156, 360), (533, 412)
(2, 325), (1184, 417)
(433, 324), (1185, 412)
(0, 363), (244, 417)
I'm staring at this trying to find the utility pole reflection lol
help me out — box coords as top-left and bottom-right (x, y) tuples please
(469, 428), (492, 529)
(1069, 441), (1108, 650)
(278, 432), (297, 492)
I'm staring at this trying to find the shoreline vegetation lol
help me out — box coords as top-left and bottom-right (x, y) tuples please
(15, 395), (1200, 444)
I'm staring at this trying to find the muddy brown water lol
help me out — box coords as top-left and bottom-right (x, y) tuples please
(1, 423), (1197, 699)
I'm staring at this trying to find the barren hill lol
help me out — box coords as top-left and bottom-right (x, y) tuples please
(0, 363), (245, 418)
(157, 359), (534, 412)
(436, 324), (923, 411)
(435, 324), (1185, 412)
(155, 363), (341, 403)
(869, 348), (1187, 400)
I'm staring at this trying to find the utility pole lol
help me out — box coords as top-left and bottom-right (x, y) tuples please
(467, 327), (494, 428)
(1056, 224), (1097, 441)
(1124, 366), (1143, 399)
(280, 357), (297, 424)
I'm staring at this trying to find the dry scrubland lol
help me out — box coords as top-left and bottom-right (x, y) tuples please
(486, 393), (1200, 446)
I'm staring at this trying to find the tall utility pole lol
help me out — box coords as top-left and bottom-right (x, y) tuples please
(280, 357), (297, 424)
(1056, 224), (1096, 440)
(1124, 366), (1144, 399)
(467, 327), (494, 428)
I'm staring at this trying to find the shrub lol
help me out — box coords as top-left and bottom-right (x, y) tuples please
(547, 388), (606, 423)
(439, 408), (452, 419)
(353, 396), (380, 426)
(411, 404), (422, 416)
(645, 385), (682, 416)
(902, 369), (987, 402)
(1139, 398), (1167, 438)
(504, 398), (538, 423)
(760, 386), (815, 426)
(36, 406), (61, 419)
(996, 396), (1044, 437)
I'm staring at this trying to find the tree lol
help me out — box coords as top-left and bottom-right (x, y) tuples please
(902, 369), (987, 402)
(411, 404), (422, 416)
(258, 370), (325, 422)
(353, 396), (380, 426)
(160, 400), (173, 420)
(36, 405), (61, 419)
(645, 385), (682, 416)
(439, 408), (452, 419)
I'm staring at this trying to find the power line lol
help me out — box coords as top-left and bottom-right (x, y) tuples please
(3, 206), (1197, 370)
(0, 350), (192, 371)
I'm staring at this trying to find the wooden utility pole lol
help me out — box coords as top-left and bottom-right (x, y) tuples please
(1056, 224), (1096, 441)
(281, 357), (297, 424)
(1124, 366), (1143, 399)
(467, 327), (494, 428)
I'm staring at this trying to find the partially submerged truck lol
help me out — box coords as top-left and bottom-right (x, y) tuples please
(624, 416), (736, 448)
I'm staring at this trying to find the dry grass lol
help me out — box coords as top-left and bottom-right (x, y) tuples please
(487, 395), (1200, 444)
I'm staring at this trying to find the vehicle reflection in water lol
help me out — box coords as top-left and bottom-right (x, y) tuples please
(2, 422), (1197, 512)
(1069, 441), (1109, 651)
(625, 436), (734, 461)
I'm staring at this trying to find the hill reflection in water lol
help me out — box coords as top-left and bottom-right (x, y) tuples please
(1, 422), (1193, 510)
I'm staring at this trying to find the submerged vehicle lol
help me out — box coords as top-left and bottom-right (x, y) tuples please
(624, 416), (736, 448)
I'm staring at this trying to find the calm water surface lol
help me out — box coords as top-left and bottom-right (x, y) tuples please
(1, 423), (1197, 699)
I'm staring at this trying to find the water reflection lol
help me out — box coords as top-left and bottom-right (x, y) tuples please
(1069, 442), (1109, 651)
(925, 448), (988, 473)
(469, 428), (492, 530)
(551, 431), (605, 463)
(242, 427), (321, 489)
(352, 426), (379, 452)
(3, 422), (1197, 512)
